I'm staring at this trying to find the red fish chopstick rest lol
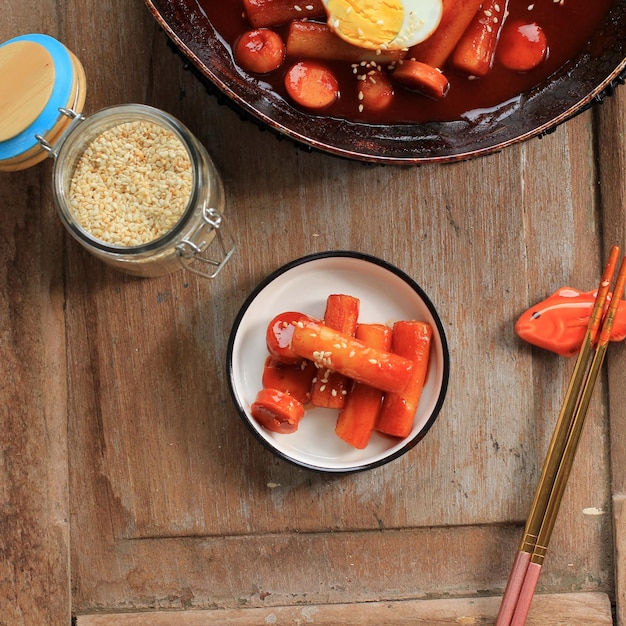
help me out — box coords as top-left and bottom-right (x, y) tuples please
(515, 287), (626, 357)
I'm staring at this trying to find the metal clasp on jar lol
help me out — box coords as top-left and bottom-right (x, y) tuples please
(175, 207), (235, 278)
(36, 107), (85, 158)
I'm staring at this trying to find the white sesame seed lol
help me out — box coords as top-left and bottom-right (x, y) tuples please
(69, 119), (192, 247)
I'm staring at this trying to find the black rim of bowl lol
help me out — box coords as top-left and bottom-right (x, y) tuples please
(145, 0), (626, 165)
(226, 250), (451, 473)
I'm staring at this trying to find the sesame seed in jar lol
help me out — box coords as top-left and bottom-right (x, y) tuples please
(68, 119), (193, 247)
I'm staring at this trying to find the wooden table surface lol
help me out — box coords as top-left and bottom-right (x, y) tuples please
(2, 1), (626, 625)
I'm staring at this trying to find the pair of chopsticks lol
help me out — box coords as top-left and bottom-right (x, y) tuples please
(495, 244), (626, 626)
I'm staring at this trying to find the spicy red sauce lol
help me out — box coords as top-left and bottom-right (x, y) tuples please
(195, 0), (613, 124)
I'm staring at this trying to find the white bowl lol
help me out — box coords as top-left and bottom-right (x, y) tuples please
(227, 252), (450, 472)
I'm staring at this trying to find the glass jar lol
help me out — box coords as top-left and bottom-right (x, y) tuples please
(51, 104), (234, 278)
(0, 34), (234, 279)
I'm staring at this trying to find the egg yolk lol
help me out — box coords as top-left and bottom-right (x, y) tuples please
(325, 0), (404, 50)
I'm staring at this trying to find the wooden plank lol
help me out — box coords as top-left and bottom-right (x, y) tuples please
(60, 0), (613, 611)
(76, 592), (613, 625)
(67, 82), (612, 616)
(597, 81), (626, 626)
(615, 496), (626, 626)
(0, 4), (71, 626)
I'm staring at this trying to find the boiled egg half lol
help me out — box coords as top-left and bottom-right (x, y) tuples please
(323, 0), (443, 51)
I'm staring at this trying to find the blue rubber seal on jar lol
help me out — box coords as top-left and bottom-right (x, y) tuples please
(0, 34), (75, 160)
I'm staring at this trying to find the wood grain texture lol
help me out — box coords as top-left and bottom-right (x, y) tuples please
(597, 82), (626, 626)
(75, 592), (613, 625)
(615, 496), (626, 626)
(0, 0), (624, 624)
(0, 3), (71, 624)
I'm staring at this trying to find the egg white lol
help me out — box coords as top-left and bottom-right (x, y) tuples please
(390, 0), (443, 49)
(323, 0), (443, 51)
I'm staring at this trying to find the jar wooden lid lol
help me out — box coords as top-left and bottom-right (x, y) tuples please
(0, 34), (86, 171)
